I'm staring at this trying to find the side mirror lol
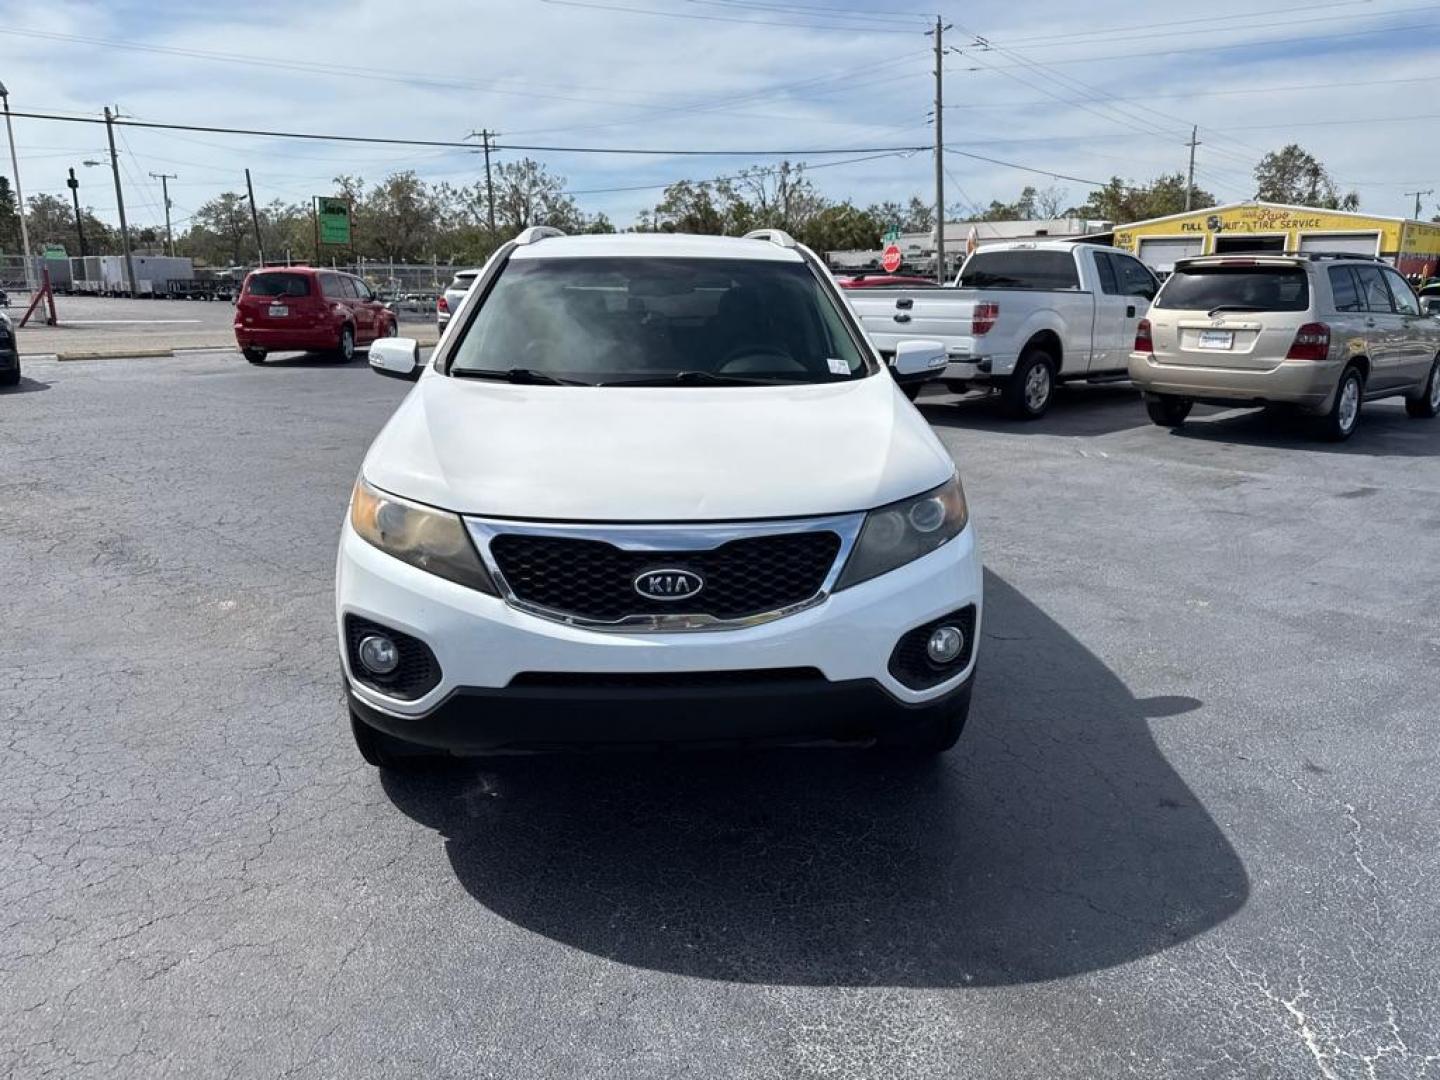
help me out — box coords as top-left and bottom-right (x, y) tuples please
(892, 338), (947, 377)
(1420, 296), (1436, 316)
(370, 337), (422, 382)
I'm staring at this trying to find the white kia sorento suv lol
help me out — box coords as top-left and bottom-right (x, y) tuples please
(338, 227), (981, 764)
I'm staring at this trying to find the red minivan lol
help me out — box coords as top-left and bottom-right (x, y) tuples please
(234, 267), (396, 365)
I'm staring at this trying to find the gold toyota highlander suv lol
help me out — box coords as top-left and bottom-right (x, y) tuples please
(1130, 253), (1440, 441)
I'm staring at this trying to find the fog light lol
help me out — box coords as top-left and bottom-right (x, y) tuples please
(925, 624), (965, 665)
(357, 634), (400, 675)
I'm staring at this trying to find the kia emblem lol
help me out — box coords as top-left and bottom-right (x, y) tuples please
(633, 568), (705, 601)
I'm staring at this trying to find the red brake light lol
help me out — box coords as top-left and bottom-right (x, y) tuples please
(972, 301), (999, 336)
(1286, 322), (1330, 361)
(437, 295), (449, 313)
(1135, 318), (1154, 353)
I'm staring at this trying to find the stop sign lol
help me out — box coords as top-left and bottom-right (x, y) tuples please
(881, 244), (903, 273)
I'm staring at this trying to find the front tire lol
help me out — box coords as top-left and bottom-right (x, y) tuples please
(1405, 357), (1440, 419)
(878, 694), (970, 755)
(1002, 349), (1056, 419)
(1145, 394), (1193, 427)
(350, 710), (438, 771)
(334, 324), (356, 363)
(0, 363), (20, 387)
(1318, 364), (1364, 441)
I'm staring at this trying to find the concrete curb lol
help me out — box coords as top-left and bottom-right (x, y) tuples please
(54, 348), (178, 362)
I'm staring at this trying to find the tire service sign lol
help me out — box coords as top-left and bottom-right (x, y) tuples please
(316, 198), (352, 245)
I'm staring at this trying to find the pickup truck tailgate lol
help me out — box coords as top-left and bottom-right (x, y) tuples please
(847, 289), (979, 355)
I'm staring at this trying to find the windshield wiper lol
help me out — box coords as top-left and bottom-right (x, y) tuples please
(600, 370), (806, 387)
(451, 367), (591, 386)
(1206, 304), (1264, 315)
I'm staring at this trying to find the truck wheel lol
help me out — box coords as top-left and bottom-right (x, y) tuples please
(1145, 395), (1192, 427)
(243, 347), (266, 365)
(1317, 364), (1364, 441)
(1002, 350), (1056, 419)
(944, 379), (970, 395)
(1405, 357), (1440, 419)
(0, 363), (19, 388)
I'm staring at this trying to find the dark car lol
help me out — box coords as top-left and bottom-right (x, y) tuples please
(234, 267), (396, 365)
(0, 311), (19, 387)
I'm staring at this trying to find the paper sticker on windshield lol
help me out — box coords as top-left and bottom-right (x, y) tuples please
(826, 357), (849, 375)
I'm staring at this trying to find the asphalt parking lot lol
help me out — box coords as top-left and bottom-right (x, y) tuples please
(2, 354), (1437, 1078)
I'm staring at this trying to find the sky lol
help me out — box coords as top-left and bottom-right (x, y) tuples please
(3, 0), (1440, 240)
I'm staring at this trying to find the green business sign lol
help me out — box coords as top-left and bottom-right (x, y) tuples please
(43, 244), (67, 259)
(316, 197), (351, 245)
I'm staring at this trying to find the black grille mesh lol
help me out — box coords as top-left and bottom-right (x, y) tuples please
(888, 606), (977, 690)
(344, 615), (441, 700)
(489, 531), (842, 622)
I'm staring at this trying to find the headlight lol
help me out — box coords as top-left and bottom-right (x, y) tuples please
(349, 477), (497, 595)
(834, 476), (968, 591)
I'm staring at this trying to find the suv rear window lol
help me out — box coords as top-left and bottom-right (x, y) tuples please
(246, 273), (311, 298)
(1155, 266), (1309, 312)
(959, 250), (1079, 291)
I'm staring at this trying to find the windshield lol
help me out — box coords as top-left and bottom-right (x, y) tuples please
(245, 272), (311, 298)
(449, 256), (870, 385)
(1156, 266), (1309, 311)
(959, 250), (1079, 290)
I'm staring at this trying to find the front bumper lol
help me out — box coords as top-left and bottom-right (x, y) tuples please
(1129, 352), (1342, 410)
(336, 519), (983, 746)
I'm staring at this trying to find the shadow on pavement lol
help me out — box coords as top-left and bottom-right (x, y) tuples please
(256, 351), (359, 368)
(0, 376), (51, 395)
(382, 570), (1248, 987)
(919, 383), (1152, 438)
(1167, 401), (1438, 457)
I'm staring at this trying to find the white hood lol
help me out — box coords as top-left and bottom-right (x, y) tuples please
(362, 370), (955, 522)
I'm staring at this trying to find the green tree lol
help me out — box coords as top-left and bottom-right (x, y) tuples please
(0, 177), (18, 251)
(186, 192), (255, 265)
(1253, 144), (1358, 210)
(364, 171), (440, 262)
(492, 158), (586, 233)
(23, 193), (115, 255)
(1070, 173), (1216, 223)
(795, 202), (883, 252)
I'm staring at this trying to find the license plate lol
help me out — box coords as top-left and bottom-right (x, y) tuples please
(267, 304), (288, 318)
(1197, 330), (1233, 350)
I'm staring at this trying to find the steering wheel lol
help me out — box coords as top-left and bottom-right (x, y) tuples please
(717, 344), (805, 374)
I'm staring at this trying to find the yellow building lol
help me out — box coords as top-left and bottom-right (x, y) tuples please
(1112, 201), (1440, 279)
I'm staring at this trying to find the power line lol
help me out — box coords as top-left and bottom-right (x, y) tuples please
(989, 0), (1368, 45)
(683, 0), (932, 26)
(5, 110), (930, 157)
(539, 0), (924, 33)
(563, 149), (919, 196)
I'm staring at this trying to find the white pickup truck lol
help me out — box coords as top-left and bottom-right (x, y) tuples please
(848, 241), (1160, 417)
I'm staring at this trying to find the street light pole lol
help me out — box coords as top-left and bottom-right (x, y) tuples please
(67, 167), (87, 257)
(0, 82), (36, 294)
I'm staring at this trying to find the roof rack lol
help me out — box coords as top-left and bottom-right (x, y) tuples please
(742, 228), (798, 249)
(513, 226), (566, 245)
(1289, 251), (1386, 262)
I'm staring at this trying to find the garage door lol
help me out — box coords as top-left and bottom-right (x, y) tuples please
(1137, 236), (1205, 271)
(1298, 233), (1380, 257)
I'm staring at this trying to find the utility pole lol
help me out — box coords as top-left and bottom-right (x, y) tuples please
(244, 168), (264, 265)
(1, 82), (36, 294)
(930, 17), (950, 285)
(149, 172), (176, 256)
(1404, 189), (1433, 220)
(103, 106), (136, 297)
(67, 167), (88, 258)
(1184, 126), (1200, 212)
(482, 129), (497, 237)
